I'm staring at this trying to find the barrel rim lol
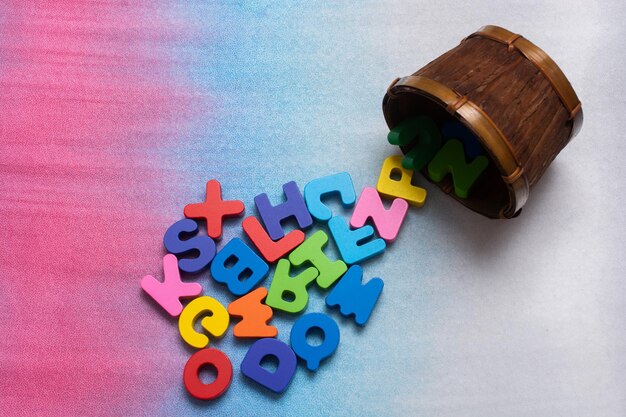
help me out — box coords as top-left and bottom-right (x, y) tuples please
(383, 75), (529, 218)
(465, 25), (583, 140)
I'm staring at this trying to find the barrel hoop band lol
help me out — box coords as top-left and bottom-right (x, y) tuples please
(506, 34), (522, 52)
(386, 77), (401, 98)
(502, 166), (524, 184)
(569, 102), (582, 121)
(446, 95), (469, 114)
(386, 75), (529, 216)
(465, 25), (583, 141)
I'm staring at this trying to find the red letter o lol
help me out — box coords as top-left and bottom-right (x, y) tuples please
(183, 348), (233, 400)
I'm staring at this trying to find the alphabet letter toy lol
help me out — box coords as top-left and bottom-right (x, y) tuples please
(228, 287), (277, 338)
(442, 120), (484, 159)
(350, 186), (408, 242)
(254, 181), (313, 240)
(210, 238), (269, 296)
(427, 139), (489, 199)
(143, 175), (403, 399)
(387, 116), (442, 171)
(141, 254), (203, 317)
(163, 218), (216, 273)
(376, 155), (427, 207)
(184, 179), (245, 240)
(303, 172), (356, 222)
(325, 265), (383, 326)
(179, 296), (230, 349)
(240, 338), (297, 393)
(328, 216), (386, 265)
(183, 348), (233, 400)
(288, 230), (347, 289)
(242, 216), (305, 263)
(290, 313), (340, 372)
(266, 259), (319, 314)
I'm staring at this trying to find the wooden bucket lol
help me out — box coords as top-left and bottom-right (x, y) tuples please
(382, 25), (583, 218)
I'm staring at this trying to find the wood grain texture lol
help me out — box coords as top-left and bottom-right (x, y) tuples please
(416, 36), (573, 188)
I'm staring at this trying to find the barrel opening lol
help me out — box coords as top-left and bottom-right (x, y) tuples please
(384, 92), (510, 218)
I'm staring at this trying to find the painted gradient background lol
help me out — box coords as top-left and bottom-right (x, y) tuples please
(1, 1), (625, 416)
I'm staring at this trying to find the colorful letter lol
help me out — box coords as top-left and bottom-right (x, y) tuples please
(179, 296), (229, 349)
(210, 238), (269, 296)
(442, 120), (484, 159)
(328, 216), (386, 265)
(242, 216), (305, 263)
(140, 254), (203, 317)
(184, 179), (245, 240)
(265, 259), (318, 314)
(376, 155), (427, 207)
(303, 172), (356, 222)
(350, 187), (408, 242)
(254, 181), (313, 240)
(325, 265), (383, 326)
(387, 115), (442, 171)
(290, 313), (340, 371)
(240, 338), (297, 393)
(427, 139), (489, 199)
(163, 219), (216, 273)
(183, 348), (233, 400)
(288, 230), (347, 289)
(228, 287), (277, 338)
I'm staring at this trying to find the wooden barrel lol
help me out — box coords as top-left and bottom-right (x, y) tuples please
(382, 25), (583, 218)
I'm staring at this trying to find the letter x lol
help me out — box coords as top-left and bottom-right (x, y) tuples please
(184, 180), (245, 239)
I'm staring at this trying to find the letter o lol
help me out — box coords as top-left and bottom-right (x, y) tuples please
(183, 348), (233, 400)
